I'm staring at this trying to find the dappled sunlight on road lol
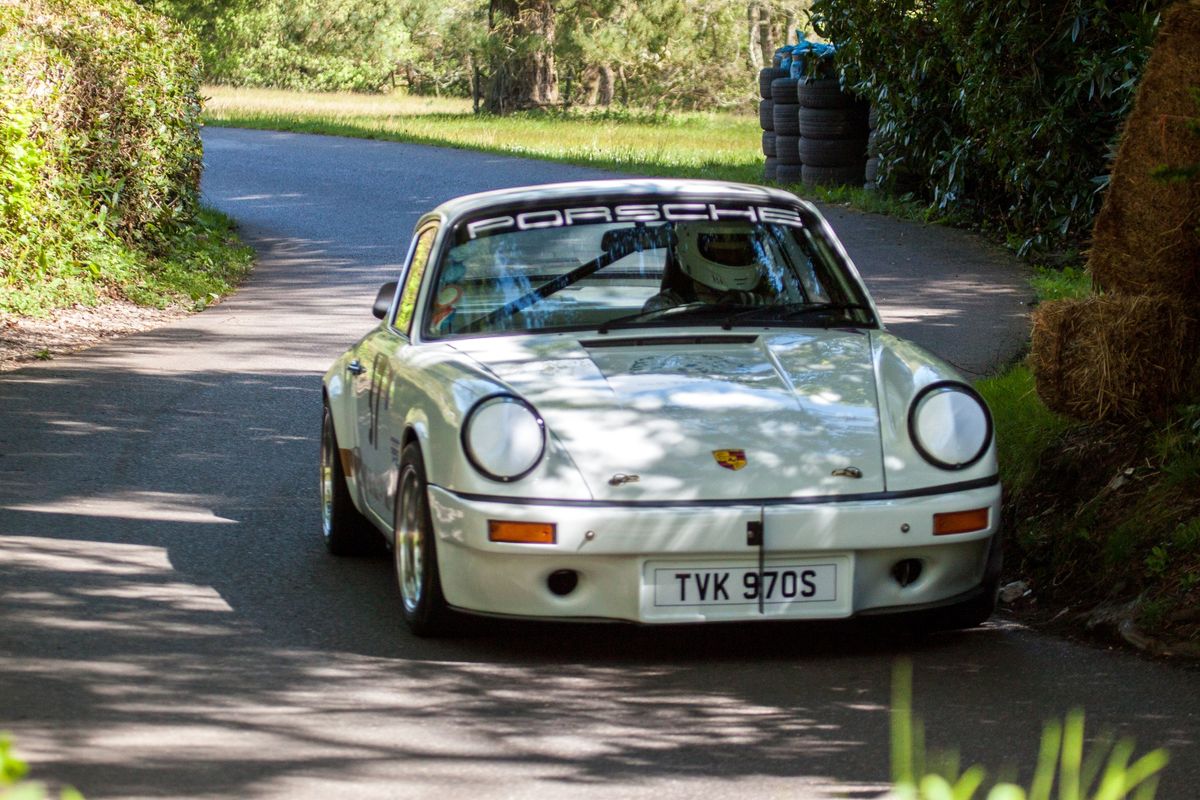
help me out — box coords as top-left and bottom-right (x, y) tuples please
(5, 492), (239, 524)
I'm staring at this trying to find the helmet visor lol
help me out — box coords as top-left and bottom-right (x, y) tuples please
(697, 233), (757, 266)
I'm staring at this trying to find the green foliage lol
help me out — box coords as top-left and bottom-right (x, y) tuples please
(810, 0), (1166, 257)
(155, 0), (805, 109)
(1, 0), (248, 315)
(0, 736), (28, 786)
(1030, 266), (1092, 303)
(146, 0), (410, 93)
(0, 734), (83, 800)
(976, 365), (1076, 495)
(891, 661), (1169, 800)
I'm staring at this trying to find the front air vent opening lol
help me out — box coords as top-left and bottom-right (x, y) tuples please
(547, 569), (580, 597)
(891, 559), (923, 588)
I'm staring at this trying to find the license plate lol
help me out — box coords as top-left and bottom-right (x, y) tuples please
(651, 563), (838, 607)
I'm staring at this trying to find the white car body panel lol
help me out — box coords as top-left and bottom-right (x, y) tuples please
(427, 482), (999, 622)
(449, 330), (887, 501)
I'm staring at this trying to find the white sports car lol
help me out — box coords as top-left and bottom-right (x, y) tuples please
(321, 179), (1001, 636)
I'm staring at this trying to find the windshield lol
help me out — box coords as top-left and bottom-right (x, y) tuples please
(421, 205), (874, 339)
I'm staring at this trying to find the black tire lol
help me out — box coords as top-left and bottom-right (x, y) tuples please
(797, 77), (855, 109)
(776, 163), (804, 184)
(759, 67), (789, 99)
(320, 403), (379, 556)
(798, 136), (867, 167)
(772, 102), (800, 136)
(775, 134), (801, 165)
(865, 156), (881, 183)
(761, 131), (777, 158)
(798, 107), (868, 140)
(802, 163), (866, 187)
(759, 99), (774, 131)
(394, 442), (454, 637)
(763, 157), (778, 182)
(770, 76), (799, 104)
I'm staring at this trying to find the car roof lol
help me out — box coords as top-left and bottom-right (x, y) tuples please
(424, 178), (814, 225)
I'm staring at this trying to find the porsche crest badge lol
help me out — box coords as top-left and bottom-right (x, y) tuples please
(712, 449), (747, 471)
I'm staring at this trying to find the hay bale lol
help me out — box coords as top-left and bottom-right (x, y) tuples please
(1030, 294), (1199, 421)
(1088, 2), (1200, 299)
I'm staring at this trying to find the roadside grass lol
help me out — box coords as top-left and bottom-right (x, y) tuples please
(0, 207), (254, 316)
(975, 365), (1075, 495)
(1030, 265), (1092, 303)
(891, 660), (1169, 800)
(201, 86), (927, 220)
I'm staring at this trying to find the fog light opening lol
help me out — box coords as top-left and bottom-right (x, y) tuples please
(892, 559), (923, 588)
(547, 569), (579, 597)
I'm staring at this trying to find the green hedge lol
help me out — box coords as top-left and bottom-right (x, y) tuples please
(145, 0), (409, 94)
(0, 0), (205, 313)
(811, 0), (1168, 256)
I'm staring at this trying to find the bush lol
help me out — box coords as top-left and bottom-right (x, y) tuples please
(810, 0), (1168, 256)
(146, 0), (411, 93)
(0, 0), (235, 314)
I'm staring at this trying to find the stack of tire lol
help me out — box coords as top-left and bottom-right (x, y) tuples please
(795, 78), (869, 187)
(770, 72), (804, 183)
(758, 65), (788, 182)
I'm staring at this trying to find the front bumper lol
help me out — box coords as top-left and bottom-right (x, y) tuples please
(427, 482), (1001, 624)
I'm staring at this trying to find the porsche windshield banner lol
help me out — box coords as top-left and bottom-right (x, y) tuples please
(464, 203), (806, 240)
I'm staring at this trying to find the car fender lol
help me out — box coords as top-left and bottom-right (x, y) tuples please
(870, 331), (999, 493)
(323, 354), (366, 502)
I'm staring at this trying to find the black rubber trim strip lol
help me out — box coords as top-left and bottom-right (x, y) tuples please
(580, 334), (759, 348)
(439, 474), (999, 509)
(853, 582), (988, 617)
(907, 380), (994, 471)
(460, 393), (546, 483)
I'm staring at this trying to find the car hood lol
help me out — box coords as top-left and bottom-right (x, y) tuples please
(450, 331), (884, 502)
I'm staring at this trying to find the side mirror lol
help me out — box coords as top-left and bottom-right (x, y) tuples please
(372, 281), (398, 319)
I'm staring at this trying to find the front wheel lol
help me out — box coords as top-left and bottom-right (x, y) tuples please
(394, 442), (453, 637)
(320, 403), (378, 555)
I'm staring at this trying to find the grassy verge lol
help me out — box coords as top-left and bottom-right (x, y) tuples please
(1, 208), (254, 317)
(121, 208), (255, 312)
(202, 86), (928, 220)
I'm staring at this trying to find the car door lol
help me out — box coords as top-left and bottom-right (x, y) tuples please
(354, 223), (439, 526)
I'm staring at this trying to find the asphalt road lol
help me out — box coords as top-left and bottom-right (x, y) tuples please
(0, 127), (1195, 799)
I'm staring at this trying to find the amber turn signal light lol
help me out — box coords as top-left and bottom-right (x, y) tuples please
(933, 508), (989, 536)
(488, 520), (556, 544)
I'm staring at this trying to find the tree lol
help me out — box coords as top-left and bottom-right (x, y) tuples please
(485, 0), (558, 113)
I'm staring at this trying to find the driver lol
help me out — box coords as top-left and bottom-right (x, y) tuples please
(642, 223), (777, 313)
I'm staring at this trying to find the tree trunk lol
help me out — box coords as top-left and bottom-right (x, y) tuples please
(597, 64), (614, 107)
(485, 0), (558, 114)
(748, 3), (763, 70)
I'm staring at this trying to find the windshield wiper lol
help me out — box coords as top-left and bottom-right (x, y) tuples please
(777, 302), (872, 320)
(719, 301), (874, 330)
(597, 302), (720, 334)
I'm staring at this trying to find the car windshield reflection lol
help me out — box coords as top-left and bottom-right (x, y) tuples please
(422, 216), (875, 339)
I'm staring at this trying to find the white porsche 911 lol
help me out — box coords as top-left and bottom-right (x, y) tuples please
(321, 179), (1001, 636)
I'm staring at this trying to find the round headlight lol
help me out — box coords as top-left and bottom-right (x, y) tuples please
(462, 395), (546, 482)
(907, 381), (992, 470)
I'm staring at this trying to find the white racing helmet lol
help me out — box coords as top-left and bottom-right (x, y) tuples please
(675, 223), (763, 292)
